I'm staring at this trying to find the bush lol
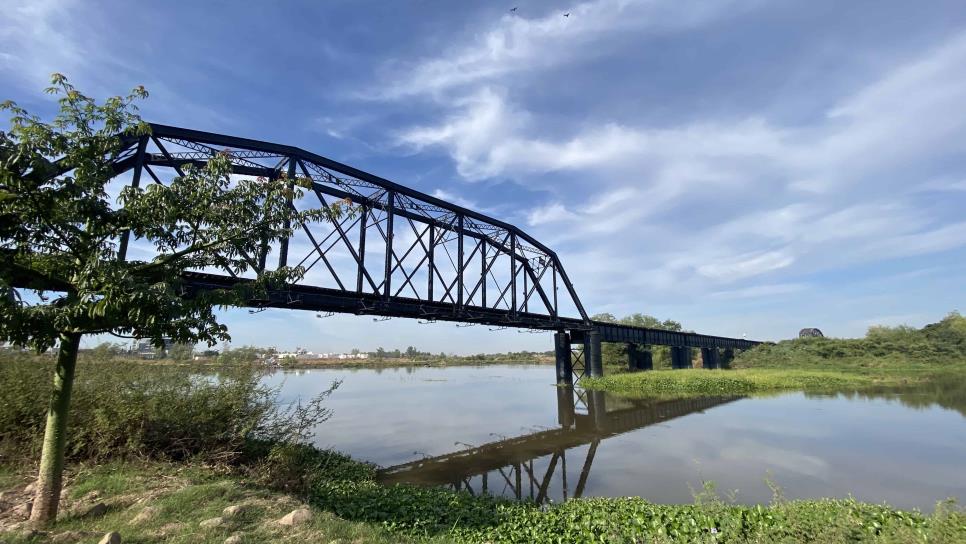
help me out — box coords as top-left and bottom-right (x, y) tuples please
(735, 312), (966, 369)
(0, 354), (337, 464)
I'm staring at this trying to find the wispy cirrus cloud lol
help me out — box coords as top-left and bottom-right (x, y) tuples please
(372, 0), (749, 100)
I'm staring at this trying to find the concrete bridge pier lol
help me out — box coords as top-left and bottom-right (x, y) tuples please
(554, 331), (573, 384)
(671, 346), (693, 369)
(701, 347), (720, 369)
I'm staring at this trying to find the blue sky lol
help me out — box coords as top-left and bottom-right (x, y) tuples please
(2, 0), (965, 353)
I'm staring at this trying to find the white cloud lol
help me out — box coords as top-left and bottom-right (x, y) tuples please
(375, 0), (747, 100)
(0, 0), (84, 86)
(394, 28), (966, 305)
(527, 202), (576, 226)
(431, 188), (478, 210)
(709, 283), (809, 300)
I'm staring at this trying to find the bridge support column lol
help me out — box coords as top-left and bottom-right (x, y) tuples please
(554, 332), (573, 384)
(701, 348), (719, 369)
(626, 343), (639, 371)
(638, 348), (653, 371)
(588, 330), (603, 377)
(721, 348), (735, 369)
(671, 346), (693, 369)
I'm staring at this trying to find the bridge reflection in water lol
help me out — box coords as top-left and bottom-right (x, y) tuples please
(378, 389), (742, 503)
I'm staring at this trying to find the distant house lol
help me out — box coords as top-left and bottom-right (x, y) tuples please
(798, 328), (824, 338)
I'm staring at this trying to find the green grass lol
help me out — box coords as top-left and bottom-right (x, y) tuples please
(582, 368), (922, 397)
(587, 312), (966, 399)
(0, 460), (422, 544)
(2, 457), (964, 543)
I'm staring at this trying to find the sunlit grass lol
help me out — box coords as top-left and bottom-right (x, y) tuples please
(582, 368), (922, 397)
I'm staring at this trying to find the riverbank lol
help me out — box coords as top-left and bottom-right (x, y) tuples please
(586, 312), (966, 399)
(2, 453), (963, 544)
(3, 356), (965, 542)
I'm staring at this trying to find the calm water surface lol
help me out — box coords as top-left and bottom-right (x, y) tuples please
(262, 364), (966, 510)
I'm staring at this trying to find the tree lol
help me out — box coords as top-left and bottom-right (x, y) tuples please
(88, 341), (123, 361)
(591, 312), (685, 368)
(0, 75), (344, 525)
(167, 342), (194, 362)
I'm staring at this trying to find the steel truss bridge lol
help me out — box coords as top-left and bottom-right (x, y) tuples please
(379, 387), (742, 502)
(99, 124), (759, 379)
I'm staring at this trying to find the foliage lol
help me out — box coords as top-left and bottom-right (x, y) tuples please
(166, 342), (194, 362)
(301, 451), (966, 543)
(588, 312), (966, 398)
(593, 312), (684, 369)
(88, 341), (126, 360)
(5, 455), (964, 544)
(216, 345), (270, 365)
(0, 459), (413, 544)
(582, 368), (911, 398)
(0, 74), (340, 352)
(0, 354), (337, 463)
(734, 311), (966, 370)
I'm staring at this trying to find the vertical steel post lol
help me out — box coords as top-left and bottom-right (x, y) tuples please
(523, 267), (529, 313)
(554, 331), (573, 384)
(588, 329), (603, 377)
(356, 206), (368, 292)
(480, 242), (487, 307)
(457, 214), (464, 308)
(552, 265), (558, 318)
(277, 157), (296, 270)
(117, 136), (147, 261)
(383, 191), (395, 300)
(427, 223), (435, 301)
(510, 232), (518, 316)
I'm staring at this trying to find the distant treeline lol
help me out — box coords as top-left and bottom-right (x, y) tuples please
(592, 312), (688, 369)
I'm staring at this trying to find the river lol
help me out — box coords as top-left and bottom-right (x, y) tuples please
(262, 364), (966, 510)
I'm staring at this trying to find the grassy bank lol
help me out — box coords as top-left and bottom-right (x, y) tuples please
(586, 312), (966, 399)
(0, 459), (410, 544)
(583, 367), (928, 397)
(3, 349), (965, 542)
(2, 452), (964, 543)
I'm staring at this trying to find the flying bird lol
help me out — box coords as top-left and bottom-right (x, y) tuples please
(510, 6), (517, 12)
(563, 12), (570, 17)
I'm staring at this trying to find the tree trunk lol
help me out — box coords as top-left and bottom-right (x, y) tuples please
(29, 332), (81, 526)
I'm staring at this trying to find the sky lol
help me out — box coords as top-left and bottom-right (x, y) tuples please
(2, 0), (965, 354)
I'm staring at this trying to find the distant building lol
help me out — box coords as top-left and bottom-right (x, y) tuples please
(798, 328), (824, 338)
(131, 338), (174, 359)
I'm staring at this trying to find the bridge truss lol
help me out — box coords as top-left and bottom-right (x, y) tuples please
(108, 124), (590, 331)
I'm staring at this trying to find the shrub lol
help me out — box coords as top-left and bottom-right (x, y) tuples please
(0, 354), (337, 464)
